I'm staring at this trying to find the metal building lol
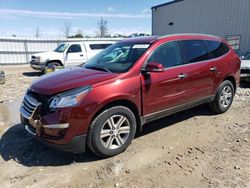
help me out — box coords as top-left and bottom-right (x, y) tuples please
(152, 0), (250, 55)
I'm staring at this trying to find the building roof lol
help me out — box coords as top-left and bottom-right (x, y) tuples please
(151, 0), (184, 10)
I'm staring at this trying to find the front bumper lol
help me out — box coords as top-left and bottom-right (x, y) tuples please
(23, 120), (87, 154)
(30, 61), (46, 71)
(20, 92), (93, 154)
(240, 68), (250, 81)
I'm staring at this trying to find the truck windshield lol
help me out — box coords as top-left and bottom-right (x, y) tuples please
(54, 44), (69, 53)
(84, 42), (150, 73)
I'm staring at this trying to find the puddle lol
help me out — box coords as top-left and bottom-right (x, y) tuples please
(0, 98), (22, 126)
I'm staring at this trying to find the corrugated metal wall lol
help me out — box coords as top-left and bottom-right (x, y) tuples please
(0, 37), (120, 65)
(152, 0), (250, 55)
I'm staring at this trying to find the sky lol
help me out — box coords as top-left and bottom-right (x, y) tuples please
(0, 0), (171, 38)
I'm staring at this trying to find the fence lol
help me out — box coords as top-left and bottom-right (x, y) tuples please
(0, 37), (121, 65)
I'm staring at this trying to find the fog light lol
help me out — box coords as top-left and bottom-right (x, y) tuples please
(43, 123), (69, 129)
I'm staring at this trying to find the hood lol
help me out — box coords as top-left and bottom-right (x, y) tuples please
(31, 67), (118, 95)
(241, 60), (250, 69)
(33, 51), (62, 61)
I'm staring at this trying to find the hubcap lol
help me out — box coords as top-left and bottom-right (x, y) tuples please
(100, 115), (130, 150)
(219, 86), (233, 108)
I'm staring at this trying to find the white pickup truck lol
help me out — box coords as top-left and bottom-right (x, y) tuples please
(30, 41), (116, 72)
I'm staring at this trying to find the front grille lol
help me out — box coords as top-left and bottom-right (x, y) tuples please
(20, 94), (42, 119)
(241, 68), (250, 74)
(29, 91), (51, 115)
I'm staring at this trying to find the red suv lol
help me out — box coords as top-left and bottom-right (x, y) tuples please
(20, 34), (240, 157)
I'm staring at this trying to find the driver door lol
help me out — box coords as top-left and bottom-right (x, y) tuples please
(65, 44), (86, 67)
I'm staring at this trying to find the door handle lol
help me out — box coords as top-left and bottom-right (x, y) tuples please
(210, 67), (217, 72)
(80, 54), (83, 57)
(178, 73), (188, 79)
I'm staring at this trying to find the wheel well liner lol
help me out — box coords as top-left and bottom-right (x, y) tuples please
(224, 76), (236, 91)
(46, 60), (63, 66)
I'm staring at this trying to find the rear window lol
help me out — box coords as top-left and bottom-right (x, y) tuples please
(89, 43), (113, 50)
(205, 40), (230, 58)
(182, 40), (210, 63)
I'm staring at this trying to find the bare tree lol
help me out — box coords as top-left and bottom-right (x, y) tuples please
(75, 29), (83, 38)
(63, 22), (72, 38)
(35, 27), (40, 38)
(97, 17), (108, 38)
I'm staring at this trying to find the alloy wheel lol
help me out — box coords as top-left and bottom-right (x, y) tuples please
(219, 86), (233, 108)
(100, 115), (130, 150)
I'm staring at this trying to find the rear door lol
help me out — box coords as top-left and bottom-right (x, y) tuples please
(141, 41), (193, 115)
(65, 44), (86, 67)
(180, 40), (217, 102)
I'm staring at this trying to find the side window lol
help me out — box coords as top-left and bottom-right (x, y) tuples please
(148, 41), (182, 68)
(205, 40), (230, 58)
(89, 44), (112, 50)
(182, 40), (209, 63)
(67, 44), (82, 53)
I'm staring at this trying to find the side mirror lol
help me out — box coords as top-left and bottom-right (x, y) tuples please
(145, 62), (164, 72)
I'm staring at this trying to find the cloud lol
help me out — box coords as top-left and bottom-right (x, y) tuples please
(107, 6), (115, 12)
(141, 8), (150, 14)
(0, 8), (150, 20)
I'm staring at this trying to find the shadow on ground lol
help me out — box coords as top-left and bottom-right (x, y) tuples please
(137, 104), (214, 138)
(0, 105), (214, 167)
(23, 71), (43, 77)
(0, 124), (100, 167)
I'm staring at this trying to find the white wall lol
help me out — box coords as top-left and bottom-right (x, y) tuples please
(0, 37), (121, 65)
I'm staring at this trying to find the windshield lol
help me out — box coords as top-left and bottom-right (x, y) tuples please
(84, 42), (150, 73)
(54, 43), (69, 53)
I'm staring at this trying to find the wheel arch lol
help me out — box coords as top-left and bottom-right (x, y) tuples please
(46, 60), (63, 66)
(90, 99), (142, 134)
(223, 75), (236, 92)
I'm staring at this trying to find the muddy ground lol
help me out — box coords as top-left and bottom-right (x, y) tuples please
(0, 65), (249, 188)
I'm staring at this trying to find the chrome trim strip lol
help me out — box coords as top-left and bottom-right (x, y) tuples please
(25, 125), (36, 136)
(141, 95), (215, 125)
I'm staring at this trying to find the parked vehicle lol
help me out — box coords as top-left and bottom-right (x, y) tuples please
(30, 41), (116, 72)
(240, 53), (250, 82)
(20, 34), (240, 157)
(0, 71), (5, 84)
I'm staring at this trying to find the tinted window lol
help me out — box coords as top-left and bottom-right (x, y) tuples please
(148, 41), (182, 68)
(205, 40), (230, 58)
(245, 53), (250, 60)
(89, 44), (112, 50)
(67, 44), (82, 53)
(182, 40), (209, 63)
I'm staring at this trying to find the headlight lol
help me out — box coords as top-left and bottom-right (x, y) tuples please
(35, 56), (41, 62)
(49, 86), (92, 109)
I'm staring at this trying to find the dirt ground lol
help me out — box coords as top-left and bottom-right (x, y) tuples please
(0, 65), (249, 188)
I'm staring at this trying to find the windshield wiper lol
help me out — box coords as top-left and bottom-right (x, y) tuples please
(85, 65), (111, 73)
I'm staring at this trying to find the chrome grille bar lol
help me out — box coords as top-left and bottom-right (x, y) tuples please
(20, 94), (41, 119)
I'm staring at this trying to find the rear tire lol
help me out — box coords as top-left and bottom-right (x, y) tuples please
(209, 80), (234, 114)
(87, 106), (137, 158)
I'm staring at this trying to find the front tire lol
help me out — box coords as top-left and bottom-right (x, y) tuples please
(210, 80), (234, 114)
(87, 106), (137, 158)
